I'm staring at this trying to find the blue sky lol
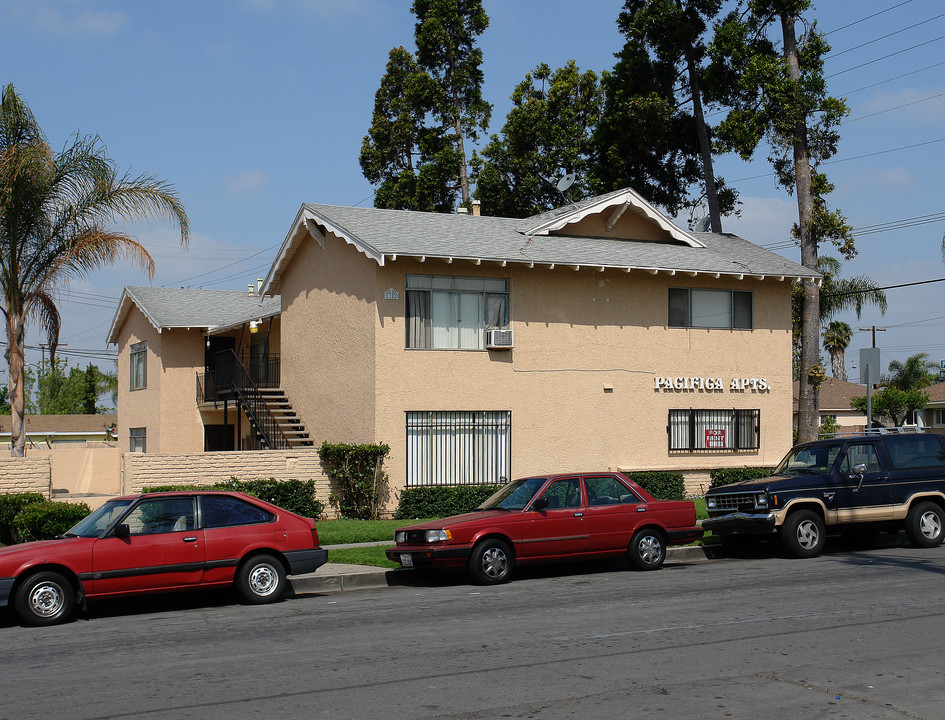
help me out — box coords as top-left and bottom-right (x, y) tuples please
(2, 0), (943, 388)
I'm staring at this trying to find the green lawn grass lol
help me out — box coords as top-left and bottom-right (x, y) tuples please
(327, 545), (399, 568)
(315, 518), (433, 546)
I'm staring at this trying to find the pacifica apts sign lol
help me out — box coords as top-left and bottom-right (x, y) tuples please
(654, 376), (770, 392)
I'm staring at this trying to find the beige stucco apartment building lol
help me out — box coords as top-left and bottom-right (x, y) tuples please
(108, 187), (819, 500)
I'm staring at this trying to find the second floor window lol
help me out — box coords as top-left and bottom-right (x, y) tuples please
(669, 288), (753, 329)
(130, 341), (147, 390)
(406, 275), (509, 350)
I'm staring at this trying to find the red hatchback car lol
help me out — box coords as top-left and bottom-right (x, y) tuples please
(387, 473), (702, 583)
(0, 491), (327, 626)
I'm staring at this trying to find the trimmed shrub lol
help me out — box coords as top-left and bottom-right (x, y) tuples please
(319, 442), (390, 519)
(627, 472), (686, 501)
(143, 478), (324, 519)
(395, 484), (501, 519)
(0, 492), (46, 544)
(709, 467), (775, 488)
(13, 501), (91, 542)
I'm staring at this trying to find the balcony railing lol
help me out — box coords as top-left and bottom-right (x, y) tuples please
(197, 352), (281, 403)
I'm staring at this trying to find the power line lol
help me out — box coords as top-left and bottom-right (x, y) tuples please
(826, 33), (945, 78)
(845, 90), (945, 124)
(825, 11), (945, 59)
(822, 277), (945, 299)
(824, 0), (914, 35)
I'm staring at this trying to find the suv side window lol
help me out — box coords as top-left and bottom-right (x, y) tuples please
(839, 444), (881, 473)
(883, 435), (945, 470)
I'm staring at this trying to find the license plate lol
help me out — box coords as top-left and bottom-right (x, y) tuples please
(400, 553), (414, 567)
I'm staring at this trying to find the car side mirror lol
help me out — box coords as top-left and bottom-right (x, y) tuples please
(532, 497), (549, 511)
(113, 523), (130, 538)
(852, 463), (867, 492)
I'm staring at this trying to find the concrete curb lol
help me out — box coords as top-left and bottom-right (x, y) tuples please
(287, 544), (717, 595)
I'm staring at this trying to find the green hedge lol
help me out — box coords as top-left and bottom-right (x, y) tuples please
(709, 467), (775, 488)
(13, 501), (91, 542)
(143, 478), (324, 519)
(395, 484), (501, 520)
(0, 493), (45, 544)
(626, 472), (686, 501)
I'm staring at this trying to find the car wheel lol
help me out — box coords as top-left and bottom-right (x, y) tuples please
(781, 509), (825, 558)
(468, 539), (514, 585)
(628, 528), (666, 570)
(14, 571), (75, 626)
(236, 554), (287, 603)
(904, 501), (945, 548)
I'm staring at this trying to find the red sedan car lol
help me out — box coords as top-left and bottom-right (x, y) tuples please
(0, 491), (327, 626)
(386, 472), (702, 583)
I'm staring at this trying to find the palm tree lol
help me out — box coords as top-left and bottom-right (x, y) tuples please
(0, 84), (189, 456)
(822, 321), (852, 381)
(886, 352), (937, 391)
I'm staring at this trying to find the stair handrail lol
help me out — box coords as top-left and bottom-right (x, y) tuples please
(216, 349), (291, 450)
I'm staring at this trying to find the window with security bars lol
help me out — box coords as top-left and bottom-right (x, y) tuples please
(668, 409), (760, 451)
(406, 411), (511, 486)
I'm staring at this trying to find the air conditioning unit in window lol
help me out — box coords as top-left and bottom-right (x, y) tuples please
(486, 329), (514, 349)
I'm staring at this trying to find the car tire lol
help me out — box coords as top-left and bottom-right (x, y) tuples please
(468, 539), (514, 585)
(904, 501), (945, 548)
(14, 570), (75, 626)
(781, 509), (826, 558)
(627, 528), (666, 570)
(236, 554), (287, 603)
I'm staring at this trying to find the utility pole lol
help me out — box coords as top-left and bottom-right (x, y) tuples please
(858, 327), (885, 431)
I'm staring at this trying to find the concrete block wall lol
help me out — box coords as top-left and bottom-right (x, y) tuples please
(123, 449), (339, 518)
(0, 457), (52, 497)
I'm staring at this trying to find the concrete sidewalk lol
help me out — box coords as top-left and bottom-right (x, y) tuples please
(287, 544), (717, 595)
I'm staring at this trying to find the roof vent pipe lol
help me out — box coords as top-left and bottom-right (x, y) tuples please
(257, 277), (263, 294)
(472, 200), (481, 217)
(457, 207), (468, 214)
(248, 283), (254, 296)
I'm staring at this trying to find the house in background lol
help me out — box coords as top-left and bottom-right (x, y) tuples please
(107, 286), (311, 454)
(793, 378), (868, 437)
(919, 381), (945, 433)
(109, 187), (819, 500)
(0, 414), (117, 449)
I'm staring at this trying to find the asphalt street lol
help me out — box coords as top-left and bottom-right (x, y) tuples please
(1, 539), (943, 719)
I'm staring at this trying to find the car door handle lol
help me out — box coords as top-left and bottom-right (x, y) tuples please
(183, 536), (198, 542)
(573, 512), (583, 517)
(637, 507), (647, 512)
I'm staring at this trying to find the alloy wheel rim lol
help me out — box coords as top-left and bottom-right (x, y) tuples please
(919, 511), (942, 539)
(482, 548), (508, 578)
(797, 520), (820, 549)
(638, 535), (662, 564)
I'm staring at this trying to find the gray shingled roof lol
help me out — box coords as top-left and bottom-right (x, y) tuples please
(295, 202), (816, 278)
(107, 286), (280, 344)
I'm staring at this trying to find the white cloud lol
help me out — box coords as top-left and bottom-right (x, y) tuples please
(5, 2), (128, 37)
(225, 169), (267, 196)
(856, 86), (945, 126)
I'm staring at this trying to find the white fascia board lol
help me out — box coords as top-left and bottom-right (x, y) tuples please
(523, 188), (706, 248)
(106, 288), (164, 345)
(260, 206), (385, 296)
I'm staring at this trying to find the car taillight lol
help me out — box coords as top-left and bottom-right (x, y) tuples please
(311, 527), (320, 546)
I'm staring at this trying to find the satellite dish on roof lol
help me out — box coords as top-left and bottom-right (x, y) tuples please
(694, 215), (712, 232)
(556, 173), (576, 193)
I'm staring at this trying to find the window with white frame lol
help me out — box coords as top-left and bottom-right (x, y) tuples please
(406, 275), (509, 350)
(130, 341), (147, 390)
(668, 409), (760, 451)
(669, 288), (753, 329)
(406, 411), (511, 486)
(934, 409), (945, 426)
(129, 427), (146, 453)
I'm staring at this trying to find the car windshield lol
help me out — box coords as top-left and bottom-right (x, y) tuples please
(775, 443), (843, 475)
(63, 499), (135, 538)
(477, 477), (548, 511)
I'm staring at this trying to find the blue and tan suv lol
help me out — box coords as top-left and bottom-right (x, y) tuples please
(702, 433), (945, 557)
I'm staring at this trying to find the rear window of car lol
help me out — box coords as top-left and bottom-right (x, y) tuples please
(883, 435), (945, 470)
(201, 496), (275, 528)
(585, 475), (641, 505)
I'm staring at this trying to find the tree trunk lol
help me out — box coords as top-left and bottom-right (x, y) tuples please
(5, 316), (27, 457)
(685, 50), (722, 233)
(782, 12), (820, 444)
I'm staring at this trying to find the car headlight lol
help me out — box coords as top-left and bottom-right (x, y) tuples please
(424, 529), (452, 543)
(395, 531), (406, 543)
(706, 498), (717, 509)
(756, 494), (768, 509)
